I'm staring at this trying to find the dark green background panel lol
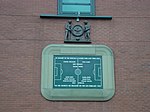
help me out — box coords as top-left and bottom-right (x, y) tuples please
(53, 55), (103, 89)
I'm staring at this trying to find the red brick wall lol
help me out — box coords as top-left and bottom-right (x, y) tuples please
(0, 0), (150, 112)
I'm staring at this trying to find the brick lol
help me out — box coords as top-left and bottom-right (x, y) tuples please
(0, 0), (150, 112)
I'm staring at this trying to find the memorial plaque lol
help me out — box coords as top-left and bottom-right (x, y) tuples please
(41, 44), (115, 101)
(53, 55), (103, 89)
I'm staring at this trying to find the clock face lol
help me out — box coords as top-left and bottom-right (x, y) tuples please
(72, 25), (84, 37)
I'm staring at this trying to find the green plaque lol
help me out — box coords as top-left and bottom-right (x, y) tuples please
(53, 55), (103, 89)
(41, 44), (115, 101)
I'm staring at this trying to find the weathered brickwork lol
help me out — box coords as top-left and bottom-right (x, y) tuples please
(0, 0), (150, 112)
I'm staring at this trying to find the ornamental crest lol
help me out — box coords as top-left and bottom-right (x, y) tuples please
(64, 20), (91, 43)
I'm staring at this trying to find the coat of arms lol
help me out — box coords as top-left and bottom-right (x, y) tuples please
(64, 20), (91, 43)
